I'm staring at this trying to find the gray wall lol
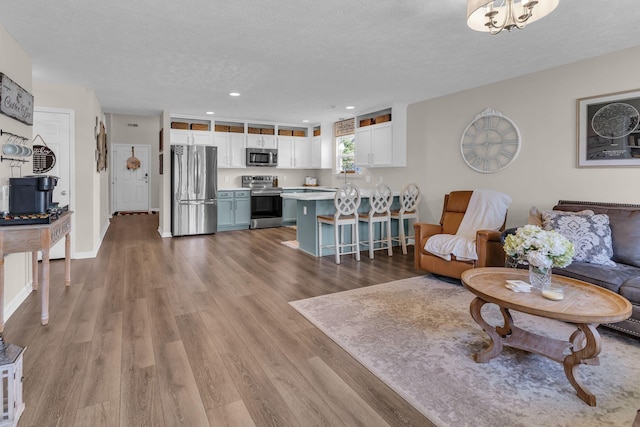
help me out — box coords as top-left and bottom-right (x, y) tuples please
(378, 45), (640, 227)
(0, 24), (32, 315)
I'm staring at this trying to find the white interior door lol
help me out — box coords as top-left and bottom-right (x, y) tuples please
(32, 108), (73, 260)
(114, 144), (150, 212)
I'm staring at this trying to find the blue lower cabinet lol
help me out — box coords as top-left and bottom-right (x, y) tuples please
(218, 190), (251, 231)
(282, 190), (298, 225)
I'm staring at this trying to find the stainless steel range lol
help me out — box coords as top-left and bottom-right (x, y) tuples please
(242, 175), (283, 229)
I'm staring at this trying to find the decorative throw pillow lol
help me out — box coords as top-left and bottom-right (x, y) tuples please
(542, 211), (616, 267)
(528, 206), (594, 226)
(528, 206), (543, 226)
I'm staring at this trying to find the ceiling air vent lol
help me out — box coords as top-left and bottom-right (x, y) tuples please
(127, 123), (138, 127)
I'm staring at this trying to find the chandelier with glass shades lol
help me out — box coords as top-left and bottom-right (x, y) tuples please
(467, 0), (559, 34)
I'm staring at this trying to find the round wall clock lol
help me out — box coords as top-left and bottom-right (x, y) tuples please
(460, 108), (521, 173)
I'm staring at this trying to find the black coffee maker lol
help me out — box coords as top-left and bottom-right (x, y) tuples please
(9, 175), (59, 214)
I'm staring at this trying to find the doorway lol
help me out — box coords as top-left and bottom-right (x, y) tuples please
(113, 144), (150, 213)
(32, 108), (75, 259)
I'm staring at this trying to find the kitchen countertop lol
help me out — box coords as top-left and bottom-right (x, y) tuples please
(218, 187), (399, 200)
(281, 191), (335, 200)
(281, 189), (399, 200)
(218, 186), (335, 192)
(281, 186), (335, 191)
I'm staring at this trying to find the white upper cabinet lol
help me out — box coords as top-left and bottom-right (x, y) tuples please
(353, 104), (407, 168)
(355, 122), (393, 167)
(170, 118), (214, 146)
(277, 136), (311, 169)
(214, 132), (246, 168)
(310, 123), (333, 169)
(277, 127), (311, 169)
(372, 124), (394, 164)
(246, 124), (277, 149)
(170, 129), (214, 146)
(246, 134), (277, 149)
(293, 137), (311, 168)
(170, 129), (191, 145)
(277, 136), (294, 168)
(311, 137), (322, 168)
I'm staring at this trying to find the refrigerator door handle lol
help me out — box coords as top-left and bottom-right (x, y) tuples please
(175, 152), (183, 202)
(194, 149), (201, 196)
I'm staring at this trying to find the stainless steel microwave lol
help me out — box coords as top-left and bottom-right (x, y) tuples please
(246, 148), (278, 167)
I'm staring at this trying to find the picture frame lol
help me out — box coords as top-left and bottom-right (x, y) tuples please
(577, 88), (640, 167)
(159, 128), (164, 153)
(159, 153), (163, 175)
(0, 73), (34, 125)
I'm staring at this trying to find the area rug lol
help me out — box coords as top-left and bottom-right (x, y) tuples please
(290, 276), (640, 427)
(281, 240), (299, 249)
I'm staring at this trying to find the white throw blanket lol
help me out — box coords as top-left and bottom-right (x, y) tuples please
(424, 189), (512, 261)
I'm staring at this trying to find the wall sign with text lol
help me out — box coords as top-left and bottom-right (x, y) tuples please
(0, 73), (33, 125)
(32, 145), (56, 174)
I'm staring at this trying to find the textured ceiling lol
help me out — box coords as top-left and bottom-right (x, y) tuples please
(1, 0), (639, 123)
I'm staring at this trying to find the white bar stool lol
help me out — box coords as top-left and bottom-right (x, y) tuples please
(317, 184), (361, 264)
(358, 183), (393, 259)
(391, 183), (420, 255)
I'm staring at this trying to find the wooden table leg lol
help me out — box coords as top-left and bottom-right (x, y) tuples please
(64, 232), (71, 286)
(0, 253), (4, 350)
(32, 251), (39, 290)
(496, 306), (514, 337)
(41, 249), (50, 326)
(469, 297), (507, 362)
(563, 323), (601, 406)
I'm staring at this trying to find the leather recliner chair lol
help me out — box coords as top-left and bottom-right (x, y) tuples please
(414, 191), (507, 279)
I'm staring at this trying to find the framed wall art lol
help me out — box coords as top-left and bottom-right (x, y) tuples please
(0, 73), (34, 125)
(96, 121), (107, 172)
(577, 88), (640, 167)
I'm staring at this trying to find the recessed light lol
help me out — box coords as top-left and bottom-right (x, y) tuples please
(346, 106), (355, 110)
(302, 120), (309, 123)
(205, 111), (214, 115)
(229, 92), (240, 97)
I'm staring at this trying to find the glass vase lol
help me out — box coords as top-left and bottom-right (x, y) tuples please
(529, 264), (552, 292)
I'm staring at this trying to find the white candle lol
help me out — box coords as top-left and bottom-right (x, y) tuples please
(542, 289), (564, 301)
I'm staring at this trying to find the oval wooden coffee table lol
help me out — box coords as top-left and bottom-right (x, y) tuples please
(461, 267), (632, 406)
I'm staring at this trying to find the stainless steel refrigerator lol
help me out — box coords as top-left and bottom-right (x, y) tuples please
(171, 144), (217, 236)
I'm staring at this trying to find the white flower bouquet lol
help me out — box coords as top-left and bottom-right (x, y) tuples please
(503, 225), (575, 269)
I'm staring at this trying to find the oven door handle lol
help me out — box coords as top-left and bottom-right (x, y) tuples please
(251, 191), (283, 196)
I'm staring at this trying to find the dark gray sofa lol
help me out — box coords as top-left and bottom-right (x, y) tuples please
(481, 200), (640, 338)
(546, 200), (640, 338)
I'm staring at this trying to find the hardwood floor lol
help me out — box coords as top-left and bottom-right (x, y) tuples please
(6, 214), (435, 426)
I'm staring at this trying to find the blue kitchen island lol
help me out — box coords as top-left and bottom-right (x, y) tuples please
(281, 190), (402, 257)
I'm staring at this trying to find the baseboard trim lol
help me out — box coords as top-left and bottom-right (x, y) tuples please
(74, 250), (97, 259)
(158, 227), (172, 238)
(75, 218), (110, 259)
(4, 282), (33, 323)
